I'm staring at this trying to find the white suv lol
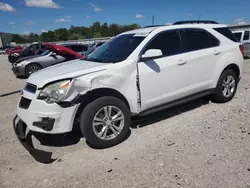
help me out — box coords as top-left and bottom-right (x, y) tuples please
(14, 23), (244, 149)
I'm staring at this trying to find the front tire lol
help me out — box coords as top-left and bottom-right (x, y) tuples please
(212, 69), (239, 103)
(80, 96), (131, 149)
(25, 63), (42, 77)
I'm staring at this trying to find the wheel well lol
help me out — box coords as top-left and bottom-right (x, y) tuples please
(77, 88), (130, 112)
(73, 88), (131, 130)
(26, 63), (42, 68)
(26, 63), (42, 70)
(223, 64), (240, 78)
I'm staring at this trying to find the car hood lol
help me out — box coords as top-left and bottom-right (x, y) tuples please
(24, 54), (54, 63)
(15, 55), (41, 64)
(28, 59), (112, 88)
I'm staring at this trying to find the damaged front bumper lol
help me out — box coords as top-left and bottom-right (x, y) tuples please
(13, 115), (57, 164)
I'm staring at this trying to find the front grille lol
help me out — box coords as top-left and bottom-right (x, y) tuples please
(19, 97), (31, 109)
(24, 83), (37, 94)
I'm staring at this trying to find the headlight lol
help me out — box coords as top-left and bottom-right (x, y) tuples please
(37, 80), (71, 104)
(15, 60), (27, 67)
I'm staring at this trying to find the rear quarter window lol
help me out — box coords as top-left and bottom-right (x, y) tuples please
(214, 27), (238, 42)
(233, 32), (243, 42)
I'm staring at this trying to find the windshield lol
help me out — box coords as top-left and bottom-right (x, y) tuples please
(234, 32), (243, 42)
(84, 34), (145, 63)
(41, 50), (51, 56)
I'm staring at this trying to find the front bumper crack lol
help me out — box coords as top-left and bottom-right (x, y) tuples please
(13, 115), (57, 164)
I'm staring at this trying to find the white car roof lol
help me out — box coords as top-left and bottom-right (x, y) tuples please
(122, 24), (228, 36)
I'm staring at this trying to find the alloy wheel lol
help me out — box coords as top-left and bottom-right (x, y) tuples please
(222, 75), (236, 98)
(92, 105), (125, 140)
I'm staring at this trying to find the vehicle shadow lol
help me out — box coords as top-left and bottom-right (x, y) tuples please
(21, 97), (209, 164)
(144, 59), (161, 73)
(21, 123), (83, 164)
(131, 97), (210, 129)
(31, 124), (82, 147)
(16, 75), (27, 80)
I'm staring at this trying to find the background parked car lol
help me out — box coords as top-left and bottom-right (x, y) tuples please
(82, 47), (96, 56)
(5, 46), (24, 55)
(14, 49), (52, 65)
(0, 47), (6, 54)
(12, 43), (84, 77)
(61, 43), (88, 55)
(232, 30), (250, 58)
(8, 42), (47, 64)
(87, 41), (105, 52)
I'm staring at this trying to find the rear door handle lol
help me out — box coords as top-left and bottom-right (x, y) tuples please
(213, 50), (221, 55)
(177, 59), (187, 65)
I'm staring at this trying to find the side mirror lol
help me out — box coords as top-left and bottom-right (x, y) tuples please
(141, 49), (163, 60)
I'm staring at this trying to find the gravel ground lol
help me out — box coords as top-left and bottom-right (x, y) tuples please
(1, 54), (250, 188)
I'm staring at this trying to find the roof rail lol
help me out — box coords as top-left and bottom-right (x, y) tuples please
(143, 25), (166, 28)
(173, 20), (219, 25)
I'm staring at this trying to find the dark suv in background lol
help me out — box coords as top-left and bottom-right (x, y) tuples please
(8, 43), (47, 63)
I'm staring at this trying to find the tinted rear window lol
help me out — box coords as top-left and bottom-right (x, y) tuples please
(214, 27), (238, 42)
(181, 29), (219, 52)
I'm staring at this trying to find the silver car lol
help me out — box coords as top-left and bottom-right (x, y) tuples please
(232, 30), (250, 58)
(12, 44), (83, 77)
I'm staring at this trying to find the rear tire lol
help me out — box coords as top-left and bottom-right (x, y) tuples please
(25, 63), (42, 77)
(80, 96), (131, 149)
(212, 69), (238, 103)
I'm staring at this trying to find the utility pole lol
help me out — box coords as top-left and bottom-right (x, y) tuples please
(152, 15), (155, 26)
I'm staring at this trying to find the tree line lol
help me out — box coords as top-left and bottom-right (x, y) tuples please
(11, 22), (141, 44)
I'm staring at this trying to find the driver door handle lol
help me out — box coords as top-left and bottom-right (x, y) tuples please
(177, 59), (187, 65)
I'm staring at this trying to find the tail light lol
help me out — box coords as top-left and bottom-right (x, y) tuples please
(239, 44), (244, 57)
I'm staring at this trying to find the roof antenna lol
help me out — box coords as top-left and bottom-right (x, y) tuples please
(197, 13), (202, 23)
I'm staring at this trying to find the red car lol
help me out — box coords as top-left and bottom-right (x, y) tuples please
(5, 46), (24, 54)
(43, 43), (84, 59)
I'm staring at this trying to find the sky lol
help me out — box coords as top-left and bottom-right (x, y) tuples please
(0, 0), (249, 35)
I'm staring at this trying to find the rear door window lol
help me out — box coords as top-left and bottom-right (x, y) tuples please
(243, 31), (250, 41)
(181, 29), (219, 52)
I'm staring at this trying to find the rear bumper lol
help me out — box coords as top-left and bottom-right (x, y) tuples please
(13, 115), (57, 163)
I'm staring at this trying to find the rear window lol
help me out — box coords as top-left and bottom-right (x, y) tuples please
(233, 32), (243, 42)
(214, 27), (238, 42)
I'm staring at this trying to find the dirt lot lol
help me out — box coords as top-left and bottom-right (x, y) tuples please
(1, 54), (250, 188)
